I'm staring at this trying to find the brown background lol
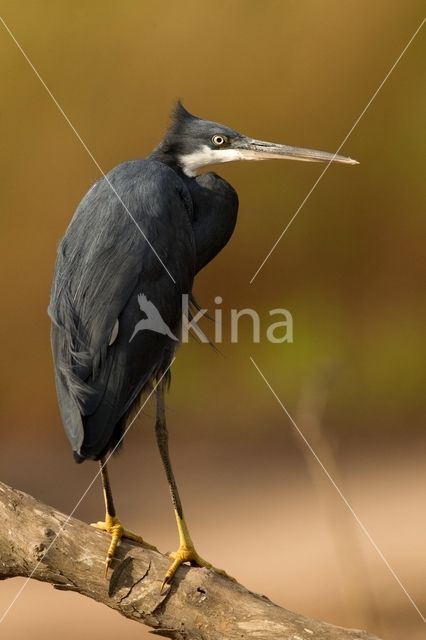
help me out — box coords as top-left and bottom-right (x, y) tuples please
(0, 2), (425, 639)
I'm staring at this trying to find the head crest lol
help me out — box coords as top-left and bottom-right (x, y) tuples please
(168, 101), (199, 134)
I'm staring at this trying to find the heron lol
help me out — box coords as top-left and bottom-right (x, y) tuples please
(49, 102), (357, 589)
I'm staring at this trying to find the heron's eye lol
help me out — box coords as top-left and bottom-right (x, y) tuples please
(212, 134), (227, 146)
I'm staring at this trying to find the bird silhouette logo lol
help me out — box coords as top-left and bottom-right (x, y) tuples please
(129, 293), (178, 342)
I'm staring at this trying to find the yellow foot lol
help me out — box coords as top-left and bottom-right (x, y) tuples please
(91, 515), (157, 576)
(161, 543), (234, 592)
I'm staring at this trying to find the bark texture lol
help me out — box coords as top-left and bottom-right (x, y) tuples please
(0, 482), (382, 640)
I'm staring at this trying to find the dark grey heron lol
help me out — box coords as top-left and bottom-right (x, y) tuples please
(49, 102), (357, 589)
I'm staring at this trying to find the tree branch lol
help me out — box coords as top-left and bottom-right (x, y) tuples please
(0, 482), (381, 640)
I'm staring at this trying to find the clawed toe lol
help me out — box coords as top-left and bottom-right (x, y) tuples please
(161, 543), (234, 592)
(91, 515), (157, 575)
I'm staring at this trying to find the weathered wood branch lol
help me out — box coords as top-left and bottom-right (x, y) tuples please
(0, 482), (381, 640)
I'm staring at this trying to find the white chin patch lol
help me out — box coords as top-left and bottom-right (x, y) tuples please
(179, 145), (243, 177)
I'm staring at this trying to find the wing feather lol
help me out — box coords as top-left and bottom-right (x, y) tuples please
(49, 159), (195, 456)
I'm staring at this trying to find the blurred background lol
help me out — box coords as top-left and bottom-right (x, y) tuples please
(0, 1), (425, 638)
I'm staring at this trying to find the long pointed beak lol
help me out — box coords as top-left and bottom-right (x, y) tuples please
(233, 136), (358, 165)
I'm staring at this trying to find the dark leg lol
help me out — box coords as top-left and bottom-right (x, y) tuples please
(155, 384), (184, 518)
(100, 458), (116, 517)
(155, 381), (232, 589)
(91, 458), (157, 576)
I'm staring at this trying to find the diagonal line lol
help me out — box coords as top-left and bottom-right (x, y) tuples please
(249, 16), (426, 284)
(0, 358), (175, 625)
(250, 356), (426, 625)
(0, 16), (176, 284)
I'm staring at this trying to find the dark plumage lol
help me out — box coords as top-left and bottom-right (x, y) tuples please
(49, 102), (356, 584)
(49, 103), (238, 462)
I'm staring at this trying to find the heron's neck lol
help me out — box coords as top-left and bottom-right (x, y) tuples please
(147, 147), (239, 271)
(186, 173), (239, 273)
(148, 139), (190, 174)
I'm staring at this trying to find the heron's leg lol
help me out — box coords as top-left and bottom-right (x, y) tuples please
(155, 382), (233, 590)
(91, 458), (157, 575)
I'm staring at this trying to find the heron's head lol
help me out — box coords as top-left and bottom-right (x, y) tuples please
(156, 102), (358, 177)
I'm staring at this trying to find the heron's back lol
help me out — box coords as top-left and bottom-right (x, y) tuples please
(49, 159), (195, 460)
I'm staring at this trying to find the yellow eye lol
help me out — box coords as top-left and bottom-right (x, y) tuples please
(212, 134), (227, 146)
